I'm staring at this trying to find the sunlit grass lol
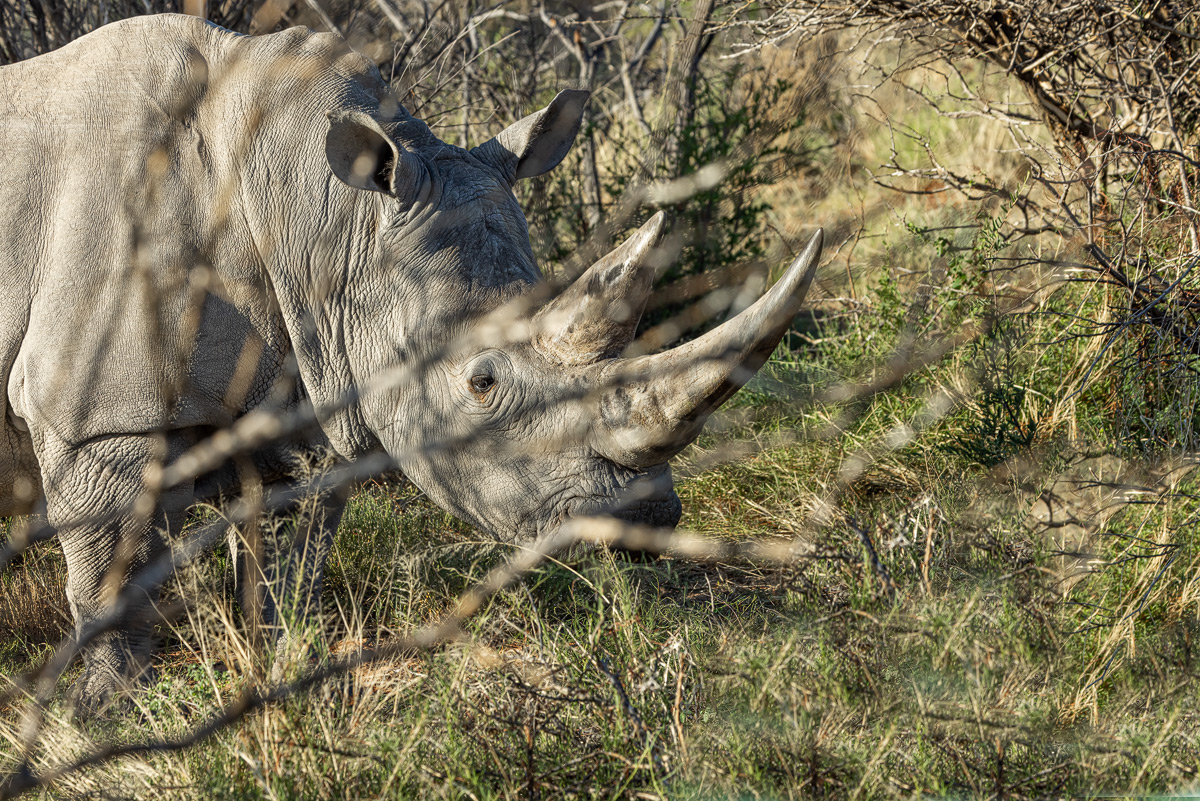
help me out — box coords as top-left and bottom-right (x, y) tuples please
(6, 293), (1200, 798)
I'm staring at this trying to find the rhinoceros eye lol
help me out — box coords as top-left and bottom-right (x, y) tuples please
(470, 373), (496, 394)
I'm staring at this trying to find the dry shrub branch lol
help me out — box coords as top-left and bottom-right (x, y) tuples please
(2, 1), (1200, 799)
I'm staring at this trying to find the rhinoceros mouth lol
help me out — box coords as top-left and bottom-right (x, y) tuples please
(568, 463), (681, 530)
(606, 494), (683, 529)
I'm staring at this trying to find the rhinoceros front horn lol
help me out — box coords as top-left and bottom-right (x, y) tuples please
(533, 212), (667, 365)
(592, 230), (823, 469)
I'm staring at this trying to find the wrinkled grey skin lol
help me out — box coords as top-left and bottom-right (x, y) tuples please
(0, 14), (822, 709)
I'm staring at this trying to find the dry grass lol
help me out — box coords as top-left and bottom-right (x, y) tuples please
(0, 541), (70, 674)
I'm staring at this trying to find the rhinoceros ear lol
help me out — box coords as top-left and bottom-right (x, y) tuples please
(325, 110), (421, 199)
(471, 89), (589, 183)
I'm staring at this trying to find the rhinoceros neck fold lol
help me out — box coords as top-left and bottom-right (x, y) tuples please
(198, 20), (546, 461)
(222, 26), (411, 459)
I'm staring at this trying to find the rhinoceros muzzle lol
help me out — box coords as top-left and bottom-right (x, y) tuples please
(572, 462), (682, 529)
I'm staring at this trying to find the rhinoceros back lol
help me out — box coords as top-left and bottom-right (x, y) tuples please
(0, 14), (385, 470)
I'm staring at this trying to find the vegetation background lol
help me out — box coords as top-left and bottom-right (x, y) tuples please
(2, 0), (1200, 797)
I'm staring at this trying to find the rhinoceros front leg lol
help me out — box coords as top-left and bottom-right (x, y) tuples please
(34, 429), (191, 713)
(229, 482), (346, 682)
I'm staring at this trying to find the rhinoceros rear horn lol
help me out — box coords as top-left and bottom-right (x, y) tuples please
(533, 212), (668, 365)
(471, 89), (589, 183)
(592, 230), (824, 469)
(325, 110), (422, 200)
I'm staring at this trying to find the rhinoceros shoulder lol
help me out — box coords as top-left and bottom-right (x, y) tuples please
(0, 15), (409, 452)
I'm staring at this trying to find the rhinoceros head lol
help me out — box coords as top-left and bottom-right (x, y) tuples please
(314, 88), (821, 540)
(390, 215), (821, 540)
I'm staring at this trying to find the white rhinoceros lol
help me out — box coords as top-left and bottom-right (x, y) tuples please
(0, 14), (821, 707)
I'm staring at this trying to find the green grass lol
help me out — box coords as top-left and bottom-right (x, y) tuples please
(6, 293), (1200, 798)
